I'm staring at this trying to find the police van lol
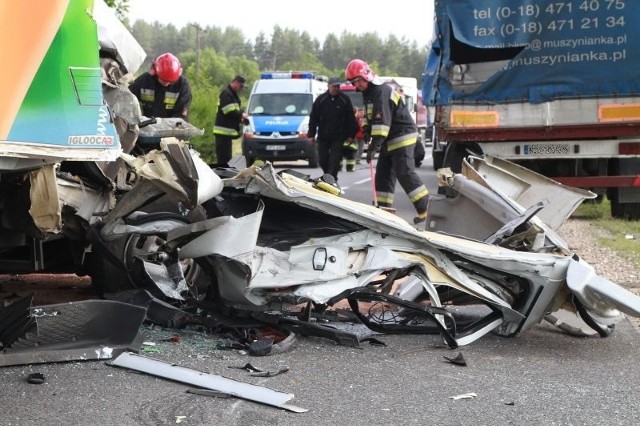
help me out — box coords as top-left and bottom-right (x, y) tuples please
(241, 71), (328, 167)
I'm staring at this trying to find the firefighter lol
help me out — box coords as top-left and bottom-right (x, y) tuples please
(213, 75), (248, 166)
(345, 59), (429, 224)
(342, 135), (358, 172)
(129, 53), (192, 120)
(308, 77), (359, 182)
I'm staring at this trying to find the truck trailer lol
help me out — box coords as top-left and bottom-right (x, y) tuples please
(424, 0), (640, 219)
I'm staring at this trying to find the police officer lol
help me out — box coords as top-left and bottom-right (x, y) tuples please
(308, 77), (359, 182)
(345, 59), (429, 224)
(129, 53), (192, 120)
(213, 75), (248, 166)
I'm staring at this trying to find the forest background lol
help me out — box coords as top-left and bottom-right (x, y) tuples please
(107, 1), (431, 162)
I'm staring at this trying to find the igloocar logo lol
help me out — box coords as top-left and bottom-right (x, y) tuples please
(68, 135), (115, 145)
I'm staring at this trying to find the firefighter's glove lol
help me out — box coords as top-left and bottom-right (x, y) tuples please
(366, 138), (383, 164)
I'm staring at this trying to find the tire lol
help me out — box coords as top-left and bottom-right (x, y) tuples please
(88, 212), (209, 303)
(610, 193), (640, 220)
(442, 142), (467, 173)
(245, 155), (255, 167)
(414, 141), (425, 168)
(432, 149), (445, 171)
(608, 158), (640, 220)
(443, 142), (481, 173)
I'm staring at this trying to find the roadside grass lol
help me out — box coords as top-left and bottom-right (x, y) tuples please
(573, 198), (640, 269)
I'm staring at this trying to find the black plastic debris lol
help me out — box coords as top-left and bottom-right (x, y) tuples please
(26, 372), (45, 384)
(253, 312), (358, 348)
(251, 367), (289, 377)
(228, 363), (263, 373)
(360, 337), (387, 347)
(213, 339), (245, 350)
(443, 352), (467, 366)
(248, 339), (273, 356)
(0, 299), (146, 366)
(0, 294), (36, 350)
(104, 289), (195, 329)
(229, 363), (289, 377)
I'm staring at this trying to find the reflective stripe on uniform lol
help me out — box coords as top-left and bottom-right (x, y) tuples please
(387, 133), (418, 151)
(408, 185), (429, 203)
(213, 125), (239, 136)
(371, 123), (390, 138)
(343, 140), (358, 150)
(376, 191), (394, 205)
(222, 102), (240, 114)
(163, 91), (179, 109)
(140, 88), (154, 102)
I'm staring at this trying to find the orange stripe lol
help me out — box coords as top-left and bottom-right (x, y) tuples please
(0, 0), (69, 138)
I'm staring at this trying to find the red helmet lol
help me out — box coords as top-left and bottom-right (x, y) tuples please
(345, 59), (375, 82)
(152, 53), (182, 83)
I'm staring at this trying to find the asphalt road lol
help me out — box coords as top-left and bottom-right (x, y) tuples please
(2, 147), (640, 425)
(2, 318), (639, 425)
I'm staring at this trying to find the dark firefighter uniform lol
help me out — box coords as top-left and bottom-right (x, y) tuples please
(363, 81), (429, 215)
(213, 84), (244, 165)
(308, 90), (358, 181)
(129, 73), (192, 119)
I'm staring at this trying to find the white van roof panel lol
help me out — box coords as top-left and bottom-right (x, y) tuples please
(251, 79), (312, 94)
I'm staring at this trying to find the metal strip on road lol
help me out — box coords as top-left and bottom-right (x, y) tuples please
(109, 352), (308, 413)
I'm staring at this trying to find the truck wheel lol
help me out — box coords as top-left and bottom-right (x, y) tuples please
(414, 141), (425, 168)
(443, 142), (467, 173)
(608, 158), (640, 220)
(245, 155), (255, 167)
(610, 193), (640, 220)
(443, 142), (481, 173)
(432, 149), (445, 170)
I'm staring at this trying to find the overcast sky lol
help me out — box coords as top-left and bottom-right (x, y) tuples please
(126, 0), (435, 47)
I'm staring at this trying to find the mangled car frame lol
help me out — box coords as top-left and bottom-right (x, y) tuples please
(2, 0), (640, 357)
(106, 154), (637, 348)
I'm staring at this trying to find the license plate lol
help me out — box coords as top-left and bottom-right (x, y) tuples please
(265, 145), (286, 151)
(523, 143), (570, 155)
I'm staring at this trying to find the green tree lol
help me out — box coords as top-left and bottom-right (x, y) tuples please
(104, 0), (129, 19)
(121, 14), (433, 162)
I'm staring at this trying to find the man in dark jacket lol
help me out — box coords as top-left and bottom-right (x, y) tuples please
(129, 53), (192, 120)
(345, 59), (429, 224)
(213, 75), (248, 165)
(308, 77), (359, 182)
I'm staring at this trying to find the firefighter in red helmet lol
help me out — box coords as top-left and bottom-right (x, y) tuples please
(129, 53), (192, 120)
(345, 59), (429, 224)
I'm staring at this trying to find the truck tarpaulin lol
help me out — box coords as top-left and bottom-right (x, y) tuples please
(424, 0), (640, 104)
